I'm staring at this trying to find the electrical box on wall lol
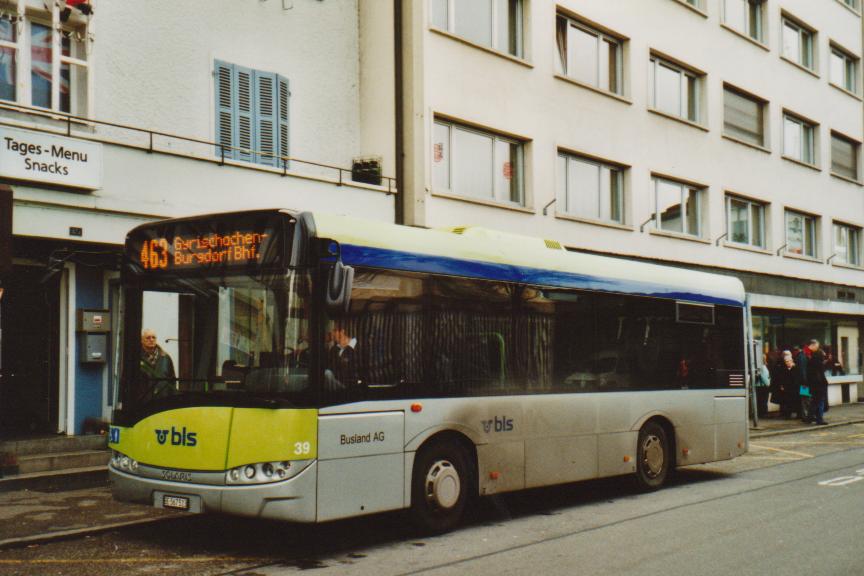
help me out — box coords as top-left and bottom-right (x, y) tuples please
(77, 309), (110, 364)
(77, 309), (110, 333)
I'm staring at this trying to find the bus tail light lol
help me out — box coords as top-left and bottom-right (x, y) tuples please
(411, 403), (423, 413)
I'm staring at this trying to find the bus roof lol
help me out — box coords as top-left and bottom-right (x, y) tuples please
(311, 212), (745, 307)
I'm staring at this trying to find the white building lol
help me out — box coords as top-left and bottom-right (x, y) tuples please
(2, 0), (862, 439)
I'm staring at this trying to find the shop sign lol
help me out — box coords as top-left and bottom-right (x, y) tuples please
(0, 126), (102, 190)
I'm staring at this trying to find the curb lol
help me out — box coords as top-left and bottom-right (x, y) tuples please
(0, 466), (107, 493)
(0, 514), (182, 550)
(750, 418), (864, 438)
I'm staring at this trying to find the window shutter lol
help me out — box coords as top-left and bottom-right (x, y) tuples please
(724, 88), (763, 146)
(277, 76), (290, 168)
(235, 65), (255, 163)
(214, 61), (234, 160)
(254, 71), (277, 167)
(832, 135), (857, 180)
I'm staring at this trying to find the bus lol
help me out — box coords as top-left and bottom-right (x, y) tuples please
(109, 208), (748, 532)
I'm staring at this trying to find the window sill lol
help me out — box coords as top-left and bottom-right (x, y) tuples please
(832, 260), (864, 271)
(722, 241), (773, 256)
(782, 252), (822, 264)
(431, 191), (536, 214)
(831, 171), (863, 186)
(722, 134), (771, 154)
(649, 229), (711, 244)
(554, 212), (634, 231)
(719, 24), (770, 52)
(834, 0), (862, 17)
(647, 108), (709, 132)
(780, 55), (820, 79)
(670, 0), (708, 18)
(429, 28), (533, 69)
(781, 155), (821, 172)
(553, 74), (632, 105)
(829, 82), (863, 101)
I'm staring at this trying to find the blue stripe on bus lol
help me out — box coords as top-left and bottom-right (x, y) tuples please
(339, 244), (744, 307)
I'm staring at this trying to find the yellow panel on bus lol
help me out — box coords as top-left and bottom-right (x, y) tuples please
(226, 408), (318, 469)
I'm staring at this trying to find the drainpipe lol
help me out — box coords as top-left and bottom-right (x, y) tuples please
(393, 0), (405, 225)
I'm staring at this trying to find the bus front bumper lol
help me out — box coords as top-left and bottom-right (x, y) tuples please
(109, 461), (318, 523)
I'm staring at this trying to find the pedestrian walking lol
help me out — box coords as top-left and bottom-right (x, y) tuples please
(806, 339), (829, 425)
(755, 353), (771, 417)
(774, 351), (804, 420)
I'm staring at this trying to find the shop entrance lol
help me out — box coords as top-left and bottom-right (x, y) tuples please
(0, 265), (60, 437)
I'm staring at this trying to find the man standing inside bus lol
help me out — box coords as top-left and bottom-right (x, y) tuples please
(328, 327), (360, 386)
(140, 329), (176, 394)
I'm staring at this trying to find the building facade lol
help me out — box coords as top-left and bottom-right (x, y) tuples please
(0, 0), (395, 438)
(379, 0), (864, 406)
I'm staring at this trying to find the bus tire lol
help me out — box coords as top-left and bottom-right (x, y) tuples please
(410, 440), (471, 534)
(635, 421), (671, 491)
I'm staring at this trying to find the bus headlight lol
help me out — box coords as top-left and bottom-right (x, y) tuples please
(110, 450), (139, 475)
(225, 460), (307, 485)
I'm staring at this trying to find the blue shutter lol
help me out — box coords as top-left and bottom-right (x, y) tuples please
(214, 61), (234, 160)
(234, 65), (255, 163)
(277, 76), (290, 169)
(254, 71), (278, 167)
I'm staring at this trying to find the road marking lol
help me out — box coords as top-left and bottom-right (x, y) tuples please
(749, 443), (812, 459)
(848, 434), (864, 439)
(818, 476), (864, 487)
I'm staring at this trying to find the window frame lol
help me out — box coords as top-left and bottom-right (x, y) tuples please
(725, 195), (767, 249)
(430, 0), (525, 59)
(782, 112), (818, 167)
(722, 84), (768, 149)
(555, 12), (624, 96)
(556, 150), (625, 224)
(722, 0), (765, 44)
(830, 131), (860, 181)
(830, 44), (859, 94)
(781, 15), (817, 72)
(648, 54), (703, 124)
(785, 210), (818, 258)
(432, 117), (526, 207)
(652, 176), (705, 238)
(833, 222), (862, 267)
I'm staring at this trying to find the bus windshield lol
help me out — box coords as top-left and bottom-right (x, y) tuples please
(120, 270), (312, 413)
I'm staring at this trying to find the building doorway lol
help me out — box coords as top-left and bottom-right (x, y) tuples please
(0, 264), (61, 437)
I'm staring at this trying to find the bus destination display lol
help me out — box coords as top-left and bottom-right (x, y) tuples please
(138, 230), (272, 270)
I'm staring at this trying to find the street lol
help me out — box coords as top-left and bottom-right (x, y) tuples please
(2, 423), (864, 576)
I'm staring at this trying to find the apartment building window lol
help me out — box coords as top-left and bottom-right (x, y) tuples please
(649, 55), (702, 123)
(832, 133), (860, 180)
(785, 211), (817, 258)
(652, 177), (703, 237)
(723, 85), (766, 147)
(782, 16), (816, 71)
(556, 152), (623, 223)
(840, 0), (860, 11)
(433, 119), (524, 206)
(555, 13), (623, 95)
(430, 0), (524, 58)
(215, 61), (289, 167)
(783, 113), (817, 166)
(723, 0), (765, 43)
(834, 223), (861, 266)
(726, 196), (766, 248)
(830, 46), (858, 93)
(0, 12), (89, 115)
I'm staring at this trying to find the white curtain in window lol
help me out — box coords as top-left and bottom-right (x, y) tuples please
(452, 127), (494, 199)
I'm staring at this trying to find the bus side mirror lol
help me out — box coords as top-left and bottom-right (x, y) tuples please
(326, 261), (354, 313)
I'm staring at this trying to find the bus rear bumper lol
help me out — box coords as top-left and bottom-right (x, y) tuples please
(109, 461), (318, 523)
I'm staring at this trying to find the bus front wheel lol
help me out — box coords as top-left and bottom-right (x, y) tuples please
(635, 421), (672, 490)
(410, 440), (471, 533)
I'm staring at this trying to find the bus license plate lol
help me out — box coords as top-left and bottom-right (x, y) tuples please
(162, 495), (190, 510)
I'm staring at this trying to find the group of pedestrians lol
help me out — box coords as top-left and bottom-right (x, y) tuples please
(754, 339), (831, 425)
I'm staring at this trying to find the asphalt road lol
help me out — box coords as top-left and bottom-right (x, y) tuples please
(2, 423), (864, 576)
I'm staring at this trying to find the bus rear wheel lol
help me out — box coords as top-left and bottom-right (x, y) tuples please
(635, 421), (672, 491)
(410, 440), (471, 534)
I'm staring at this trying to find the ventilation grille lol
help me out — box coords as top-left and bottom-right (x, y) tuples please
(544, 239), (563, 250)
(728, 372), (745, 387)
(450, 227), (467, 235)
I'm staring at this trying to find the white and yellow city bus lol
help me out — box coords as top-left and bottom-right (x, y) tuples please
(109, 209), (747, 532)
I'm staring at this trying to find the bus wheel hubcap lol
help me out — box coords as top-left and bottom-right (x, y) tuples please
(643, 435), (664, 478)
(425, 460), (460, 509)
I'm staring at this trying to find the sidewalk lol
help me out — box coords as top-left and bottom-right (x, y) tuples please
(750, 401), (864, 438)
(2, 404), (864, 551)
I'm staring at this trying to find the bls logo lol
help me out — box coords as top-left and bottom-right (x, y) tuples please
(154, 427), (198, 447)
(482, 416), (514, 433)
